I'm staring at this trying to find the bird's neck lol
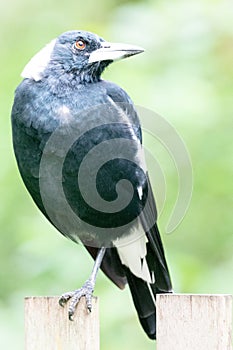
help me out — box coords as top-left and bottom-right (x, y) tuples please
(44, 60), (109, 91)
(44, 70), (101, 96)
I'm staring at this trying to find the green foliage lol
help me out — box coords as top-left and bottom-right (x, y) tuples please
(0, 0), (232, 348)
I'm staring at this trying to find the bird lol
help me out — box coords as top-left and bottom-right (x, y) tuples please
(11, 30), (172, 340)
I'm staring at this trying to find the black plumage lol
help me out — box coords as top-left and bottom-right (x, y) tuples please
(11, 30), (172, 339)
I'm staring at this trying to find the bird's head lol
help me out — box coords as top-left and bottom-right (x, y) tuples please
(21, 30), (144, 84)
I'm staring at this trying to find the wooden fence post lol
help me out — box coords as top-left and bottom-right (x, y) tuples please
(157, 294), (232, 350)
(25, 296), (99, 350)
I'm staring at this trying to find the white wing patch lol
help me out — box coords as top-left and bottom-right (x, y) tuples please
(113, 225), (153, 284)
(21, 39), (56, 81)
(138, 186), (143, 200)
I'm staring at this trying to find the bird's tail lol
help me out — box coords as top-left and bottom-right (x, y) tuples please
(124, 222), (172, 339)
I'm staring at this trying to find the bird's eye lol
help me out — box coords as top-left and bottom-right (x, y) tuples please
(74, 40), (86, 50)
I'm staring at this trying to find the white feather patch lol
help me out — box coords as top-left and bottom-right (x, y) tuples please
(57, 105), (73, 124)
(21, 39), (56, 81)
(113, 226), (153, 283)
(138, 186), (143, 200)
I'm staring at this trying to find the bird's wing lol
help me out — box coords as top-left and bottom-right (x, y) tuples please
(102, 81), (172, 287)
(98, 82), (172, 339)
(84, 81), (172, 286)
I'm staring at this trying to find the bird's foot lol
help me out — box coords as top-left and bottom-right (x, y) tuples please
(59, 279), (94, 320)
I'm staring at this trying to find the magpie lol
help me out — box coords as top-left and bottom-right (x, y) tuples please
(11, 30), (172, 340)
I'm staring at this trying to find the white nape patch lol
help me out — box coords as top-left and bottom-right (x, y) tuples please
(21, 39), (56, 81)
(138, 186), (143, 200)
(113, 225), (153, 283)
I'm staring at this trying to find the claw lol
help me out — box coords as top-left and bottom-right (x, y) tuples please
(59, 299), (65, 307)
(68, 311), (74, 321)
(58, 248), (106, 319)
(58, 279), (94, 320)
(59, 297), (68, 307)
(59, 291), (75, 307)
(86, 294), (92, 312)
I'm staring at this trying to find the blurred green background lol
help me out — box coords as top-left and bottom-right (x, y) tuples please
(1, 0), (232, 348)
